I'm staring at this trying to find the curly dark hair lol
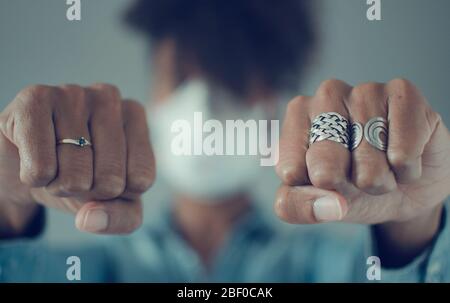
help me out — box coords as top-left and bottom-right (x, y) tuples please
(125, 0), (316, 97)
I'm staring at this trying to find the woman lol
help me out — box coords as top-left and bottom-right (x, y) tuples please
(0, 0), (449, 282)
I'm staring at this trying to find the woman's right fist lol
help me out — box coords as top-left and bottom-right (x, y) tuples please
(0, 84), (155, 236)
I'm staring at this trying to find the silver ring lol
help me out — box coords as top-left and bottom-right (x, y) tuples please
(57, 137), (92, 147)
(350, 122), (363, 151)
(309, 112), (350, 149)
(364, 117), (388, 151)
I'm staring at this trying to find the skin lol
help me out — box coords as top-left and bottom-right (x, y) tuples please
(172, 194), (252, 267)
(0, 84), (155, 235)
(151, 40), (259, 266)
(275, 79), (450, 266)
(0, 39), (449, 270)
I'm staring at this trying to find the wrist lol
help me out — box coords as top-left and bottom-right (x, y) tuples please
(0, 202), (43, 239)
(373, 203), (444, 268)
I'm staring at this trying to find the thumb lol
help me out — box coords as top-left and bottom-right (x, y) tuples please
(75, 199), (143, 234)
(275, 185), (348, 224)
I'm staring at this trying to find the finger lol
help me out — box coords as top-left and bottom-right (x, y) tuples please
(347, 83), (397, 195)
(87, 84), (127, 200)
(45, 85), (93, 196)
(385, 79), (434, 183)
(75, 199), (143, 234)
(121, 100), (155, 200)
(31, 187), (85, 214)
(276, 96), (311, 185)
(275, 185), (348, 224)
(2, 86), (58, 187)
(306, 80), (352, 190)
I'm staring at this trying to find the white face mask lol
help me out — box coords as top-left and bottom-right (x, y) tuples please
(148, 80), (267, 201)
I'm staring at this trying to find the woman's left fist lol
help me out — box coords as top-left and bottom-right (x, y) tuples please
(275, 78), (450, 224)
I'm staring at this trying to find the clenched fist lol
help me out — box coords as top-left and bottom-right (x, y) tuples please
(275, 79), (450, 226)
(0, 84), (155, 236)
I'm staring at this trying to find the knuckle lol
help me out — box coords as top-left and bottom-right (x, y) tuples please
(122, 99), (146, 120)
(88, 83), (121, 111)
(387, 150), (415, 171)
(388, 78), (417, 100)
(20, 85), (49, 99)
(275, 186), (316, 224)
(389, 78), (414, 91)
(123, 99), (144, 112)
(50, 177), (91, 196)
(309, 168), (342, 190)
(276, 163), (305, 186)
(93, 175), (126, 199)
(316, 79), (348, 99)
(60, 84), (84, 97)
(91, 83), (121, 100)
(296, 203), (316, 224)
(274, 187), (292, 222)
(274, 203), (289, 223)
(354, 172), (388, 195)
(59, 85), (88, 114)
(21, 164), (56, 187)
(91, 90), (122, 114)
(350, 83), (383, 104)
(287, 96), (309, 111)
(18, 85), (56, 108)
(127, 172), (155, 194)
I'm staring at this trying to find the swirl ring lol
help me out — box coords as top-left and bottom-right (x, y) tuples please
(364, 117), (388, 151)
(350, 122), (363, 151)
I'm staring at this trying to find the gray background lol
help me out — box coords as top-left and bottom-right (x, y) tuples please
(1, 0), (449, 244)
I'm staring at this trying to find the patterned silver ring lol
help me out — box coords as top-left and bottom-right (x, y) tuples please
(57, 137), (92, 148)
(309, 112), (350, 149)
(364, 117), (388, 151)
(350, 122), (363, 151)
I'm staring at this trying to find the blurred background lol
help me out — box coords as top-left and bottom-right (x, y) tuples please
(0, 0), (449, 244)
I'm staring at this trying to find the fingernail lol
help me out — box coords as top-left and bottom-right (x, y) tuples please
(83, 209), (109, 232)
(313, 196), (344, 222)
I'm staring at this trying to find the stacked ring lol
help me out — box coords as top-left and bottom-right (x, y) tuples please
(309, 113), (389, 152)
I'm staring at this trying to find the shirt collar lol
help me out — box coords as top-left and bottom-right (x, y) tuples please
(146, 201), (276, 244)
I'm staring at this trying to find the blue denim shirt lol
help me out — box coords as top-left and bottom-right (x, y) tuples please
(1, 199), (449, 283)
